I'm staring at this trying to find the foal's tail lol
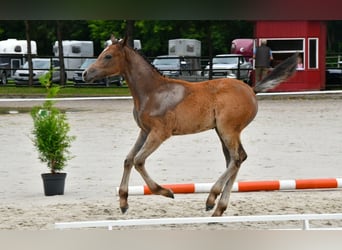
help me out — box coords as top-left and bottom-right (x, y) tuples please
(253, 53), (298, 93)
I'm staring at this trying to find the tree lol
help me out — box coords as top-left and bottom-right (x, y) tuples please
(87, 20), (125, 54)
(125, 20), (135, 48)
(56, 21), (66, 85)
(3, 20), (342, 59)
(327, 21), (342, 53)
(24, 21), (34, 86)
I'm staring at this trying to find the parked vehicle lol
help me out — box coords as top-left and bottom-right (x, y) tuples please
(53, 40), (94, 80)
(0, 39), (37, 84)
(168, 38), (202, 76)
(152, 55), (188, 77)
(73, 58), (123, 86)
(230, 38), (254, 62)
(203, 54), (252, 82)
(168, 39), (201, 57)
(14, 58), (60, 85)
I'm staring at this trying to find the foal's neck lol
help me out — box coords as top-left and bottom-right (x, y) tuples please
(122, 48), (163, 109)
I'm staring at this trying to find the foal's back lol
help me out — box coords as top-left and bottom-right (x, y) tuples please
(159, 77), (258, 135)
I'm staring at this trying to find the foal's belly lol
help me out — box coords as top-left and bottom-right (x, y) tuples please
(171, 110), (216, 135)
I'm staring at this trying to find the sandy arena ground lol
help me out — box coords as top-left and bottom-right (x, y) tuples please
(0, 94), (342, 230)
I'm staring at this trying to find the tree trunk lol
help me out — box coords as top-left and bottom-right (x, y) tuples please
(56, 21), (66, 85)
(24, 20), (34, 86)
(206, 21), (213, 80)
(125, 20), (135, 48)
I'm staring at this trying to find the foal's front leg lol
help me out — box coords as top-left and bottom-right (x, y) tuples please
(118, 130), (147, 213)
(134, 130), (174, 198)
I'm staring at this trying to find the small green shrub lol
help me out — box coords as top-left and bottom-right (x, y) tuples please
(31, 71), (75, 173)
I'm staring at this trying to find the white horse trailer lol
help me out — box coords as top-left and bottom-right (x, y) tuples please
(53, 40), (94, 80)
(104, 39), (142, 50)
(168, 39), (201, 57)
(0, 39), (37, 84)
(168, 38), (201, 76)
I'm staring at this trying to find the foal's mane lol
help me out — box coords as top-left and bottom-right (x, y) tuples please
(135, 49), (164, 77)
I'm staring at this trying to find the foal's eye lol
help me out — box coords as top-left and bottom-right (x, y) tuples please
(104, 54), (112, 60)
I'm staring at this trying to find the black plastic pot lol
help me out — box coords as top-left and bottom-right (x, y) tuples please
(41, 173), (67, 196)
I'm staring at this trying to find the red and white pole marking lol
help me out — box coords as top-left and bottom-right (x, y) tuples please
(116, 178), (342, 196)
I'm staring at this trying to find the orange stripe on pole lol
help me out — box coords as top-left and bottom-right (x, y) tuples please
(136, 178), (341, 195)
(238, 180), (280, 192)
(143, 183), (195, 195)
(296, 178), (338, 189)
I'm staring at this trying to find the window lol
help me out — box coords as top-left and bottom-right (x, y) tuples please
(52, 60), (60, 67)
(71, 46), (81, 54)
(10, 59), (21, 75)
(261, 38), (305, 69)
(267, 39), (303, 51)
(14, 45), (22, 53)
(308, 38), (318, 69)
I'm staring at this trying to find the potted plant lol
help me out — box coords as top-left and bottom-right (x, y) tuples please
(31, 71), (75, 196)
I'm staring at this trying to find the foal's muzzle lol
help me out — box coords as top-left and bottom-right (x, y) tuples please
(82, 70), (88, 82)
(82, 69), (95, 83)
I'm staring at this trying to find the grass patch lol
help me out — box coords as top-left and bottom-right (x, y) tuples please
(0, 85), (131, 97)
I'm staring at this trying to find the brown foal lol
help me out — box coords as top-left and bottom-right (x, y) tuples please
(83, 36), (297, 216)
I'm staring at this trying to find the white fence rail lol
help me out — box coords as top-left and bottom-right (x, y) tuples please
(1, 90), (342, 103)
(55, 213), (342, 230)
(0, 96), (132, 102)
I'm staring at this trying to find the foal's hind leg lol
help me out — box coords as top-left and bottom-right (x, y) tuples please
(213, 139), (247, 216)
(118, 130), (147, 213)
(205, 129), (231, 211)
(212, 170), (240, 216)
(206, 132), (247, 216)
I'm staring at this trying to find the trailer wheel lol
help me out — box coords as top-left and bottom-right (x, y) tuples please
(1, 71), (7, 85)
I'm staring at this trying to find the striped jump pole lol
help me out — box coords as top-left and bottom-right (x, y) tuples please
(116, 178), (342, 196)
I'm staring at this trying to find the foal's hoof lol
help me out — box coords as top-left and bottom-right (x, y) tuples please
(164, 189), (174, 199)
(206, 204), (215, 211)
(120, 206), (129, 214)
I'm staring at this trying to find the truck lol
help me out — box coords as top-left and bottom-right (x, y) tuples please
(153, 38), (202, 78)
(53, 40), (94, 80)
(168, 38), (201, 76)
(0, 39), (37, 84)
(230, 38), (254, 62)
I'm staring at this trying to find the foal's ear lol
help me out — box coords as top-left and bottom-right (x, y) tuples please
(110, 34), (119, 44)
(120, 37), (128, 47)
